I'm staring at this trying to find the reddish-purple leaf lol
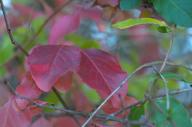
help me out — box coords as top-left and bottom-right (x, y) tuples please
(26, 45), (80, 92)
(48, 14), (80, 44)
(32, 117), (52, 127)
(0, 96), (41, 127)
(51, 116), (80, 127)
(16, 72), (42, 109)
(77, 49), (128, 108)
(55, 71), (73, 92)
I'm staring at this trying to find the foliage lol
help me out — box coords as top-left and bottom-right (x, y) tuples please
(0, 0), (192, 127)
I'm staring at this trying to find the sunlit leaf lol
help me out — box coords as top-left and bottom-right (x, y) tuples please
(112, 18), (167, 29)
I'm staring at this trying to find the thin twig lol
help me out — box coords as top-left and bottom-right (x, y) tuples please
(81, 60), (192, 126)
(159, 31), (174, 72)
(52, 87), (81, 126)
(52, 87), (69, 108)
(0, 0), (29, 56)
(114, 88), (192, 116)
(153, 67), (170, 110)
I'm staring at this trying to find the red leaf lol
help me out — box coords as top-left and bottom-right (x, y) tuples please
(32, 117), (52, 127)
(77, 49), (128, 108)
(16, 72), (42, 109)
(26, 45), (80, 92)
(51, 116), (80, 127)
(0, 96), (41, 127)
(48, 14), (80, 44)
(55, 71), (73, 92)
(71, 89), (93, 112)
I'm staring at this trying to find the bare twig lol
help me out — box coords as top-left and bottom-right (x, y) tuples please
(52, 87), (68, 108)
(81, 60), (192, 126)
(52, 87), (81, 126)
(159, 31), (174, 72)
(114, 88), (192, 116)
(0, 0), (29, 56)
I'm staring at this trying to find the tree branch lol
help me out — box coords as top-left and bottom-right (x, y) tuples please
(0, 0), (29, 56)
(81, 60), (192, 126)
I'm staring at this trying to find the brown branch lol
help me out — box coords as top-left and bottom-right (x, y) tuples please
(0, 0), (29, 56)
(52, 87), (68, 108)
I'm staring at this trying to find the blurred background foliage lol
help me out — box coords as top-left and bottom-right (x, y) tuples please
(1, 0), (192, 126)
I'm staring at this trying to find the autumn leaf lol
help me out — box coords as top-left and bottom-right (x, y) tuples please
(15, 72), (43, 109)
(26, 45), (80, 92)
(48, 14), (80, 44)
(0, 96), (41, 127)
(78, 49), (128, 108)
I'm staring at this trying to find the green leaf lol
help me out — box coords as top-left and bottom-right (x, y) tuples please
(64, 34), (100, 49)
(128, 105), (145, 127)
(146, 97), (192, 127)
(120, 0), (141, 11)
(157, 26), (171, 33)
(153, 0), (192, 27)
(0, 35), (14, 65)
(81, 84), (100, 104)
(112, 18), (167, 29)
(128, 75), (152, 99)
(0, 67), (6, 77)
(129, 105), (144, 120)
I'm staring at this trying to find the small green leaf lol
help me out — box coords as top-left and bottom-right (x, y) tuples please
(153, 0), (192, 27)
(112, 18), (167, 29)
(0, 35), (14, 65)
(146, 97), (192, 127)
(0, 67), (6, 77)
(120, 0), (141, 11)
(157, 26), (171, 33)
(129, 105), (144, 120)
(81, 84), (100, 103)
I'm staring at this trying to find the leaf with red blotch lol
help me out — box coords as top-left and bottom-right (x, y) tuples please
(0, 96), (41, 127)
(51, 116), (80, 127)
(71, 89), (93, 112)
(55, 72), (73, 92)
(15, 72), (43, 109)
(32, 117), (52, 127)
(77, 49), (128, 108)
(26, 45), (80, 92)
(48, 14), (80, 44)
(96, 0), (119, 7)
